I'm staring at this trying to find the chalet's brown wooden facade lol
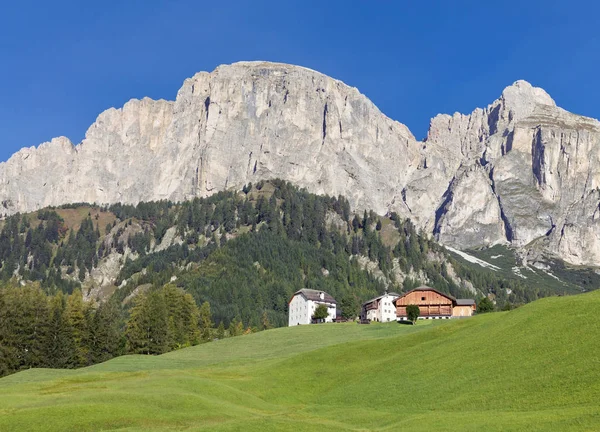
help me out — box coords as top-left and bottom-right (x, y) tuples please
(394, 286), (476, 320)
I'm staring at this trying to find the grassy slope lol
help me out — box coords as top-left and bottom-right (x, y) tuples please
(1, 292), (600, 431)
(457, 244), (597, 295)
(21, 206), (117, 233)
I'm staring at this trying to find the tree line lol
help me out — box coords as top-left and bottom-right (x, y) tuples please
(0, 281), (257, 378)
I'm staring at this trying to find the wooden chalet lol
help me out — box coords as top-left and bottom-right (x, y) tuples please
(394, 286), (476, 320)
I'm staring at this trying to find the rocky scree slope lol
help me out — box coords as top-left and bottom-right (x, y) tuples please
(1, 61), (599, 266)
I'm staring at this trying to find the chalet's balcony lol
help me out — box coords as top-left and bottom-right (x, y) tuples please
(396, 310), (452, 317)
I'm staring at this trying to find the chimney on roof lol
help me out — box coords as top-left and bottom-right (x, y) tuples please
(319, 292), (324, 300)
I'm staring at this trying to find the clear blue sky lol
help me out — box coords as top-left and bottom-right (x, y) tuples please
(1, 0), (599, 162)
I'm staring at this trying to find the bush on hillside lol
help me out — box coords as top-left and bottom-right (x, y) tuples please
(477, 296), (495, 313)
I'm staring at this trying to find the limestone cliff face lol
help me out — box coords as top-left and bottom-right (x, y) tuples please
(425, 81), (600, 266)
(1, 62), (599, 265)
(0, 62), (418, 217)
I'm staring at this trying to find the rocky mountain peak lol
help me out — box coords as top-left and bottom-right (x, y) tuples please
(214, 60), (326, 75)
(2, 62), (600, 266)
(498, 79), (556, 122)
(501, 79), (555, 106)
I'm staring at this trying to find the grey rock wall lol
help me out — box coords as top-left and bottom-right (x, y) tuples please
(1, 62), (599, 265)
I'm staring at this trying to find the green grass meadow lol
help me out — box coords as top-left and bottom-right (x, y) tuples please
(2, 292), (600, 431)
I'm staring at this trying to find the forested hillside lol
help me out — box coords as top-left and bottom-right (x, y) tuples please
(1, 180), (598, 376)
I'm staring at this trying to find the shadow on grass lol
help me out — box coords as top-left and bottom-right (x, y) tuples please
(396, 321), (415, 326)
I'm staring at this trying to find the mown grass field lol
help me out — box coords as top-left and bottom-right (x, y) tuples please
(2, 292), (600, 431)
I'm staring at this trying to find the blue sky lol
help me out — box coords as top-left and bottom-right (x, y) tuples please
(1, 0), (599, 162)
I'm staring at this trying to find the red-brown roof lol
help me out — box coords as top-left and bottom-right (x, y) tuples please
(397, 286), (456, 302)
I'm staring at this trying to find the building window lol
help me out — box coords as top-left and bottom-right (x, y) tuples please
(421, 297), (425, 301)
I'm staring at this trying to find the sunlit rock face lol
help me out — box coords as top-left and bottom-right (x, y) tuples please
(426, 80), (600, 266)
(2, 63), (600, 265)
(0, 62), (419, 218)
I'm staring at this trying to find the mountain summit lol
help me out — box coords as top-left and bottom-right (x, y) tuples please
(2, 62), (599, 265)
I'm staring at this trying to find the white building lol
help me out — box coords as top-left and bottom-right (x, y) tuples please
(288, 289), (337, 326)
(361, 292), (400, 322)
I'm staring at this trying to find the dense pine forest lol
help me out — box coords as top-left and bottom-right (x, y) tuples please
(1, 179), (596, 377)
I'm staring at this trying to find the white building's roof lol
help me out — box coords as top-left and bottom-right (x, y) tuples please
(291, 289), (337, 304)
(362, 292), (400, 307)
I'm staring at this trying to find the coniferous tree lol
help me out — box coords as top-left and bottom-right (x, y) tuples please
(180, 293), (200, 346)
(227, 318), (238, 337)
(11, 284), (49, 370)
(235, 319), (245, 336)
(228, 317), (244, 337)
(199, 301), (213, 341)
(146, 290), (170, 354)
(352, 215), (360, 233)
(126, 291), (169, 355)
(65, 289), (91, 366)
(163, 284), (185, 349)
(216, 321), (225, 339)
(0, 285), (16, 373)
(261, 311), (272, 330)
(89, 300), (123, 363)
(45, 292), (75, 368)
(0, 344), (9, 377)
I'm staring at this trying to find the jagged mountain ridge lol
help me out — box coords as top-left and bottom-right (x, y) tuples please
(2, 61), (600, 265)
